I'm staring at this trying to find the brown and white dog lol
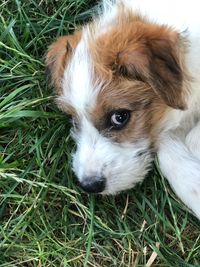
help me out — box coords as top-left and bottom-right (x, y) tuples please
(46, 0), (200, 219)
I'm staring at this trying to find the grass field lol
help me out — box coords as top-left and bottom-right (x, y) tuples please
(0, 0), (200, 266)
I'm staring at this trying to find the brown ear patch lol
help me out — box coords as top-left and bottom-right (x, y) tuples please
(45, 32), (81, 93)
(92, 16), (188, 110)
(147, 35), (186, 110)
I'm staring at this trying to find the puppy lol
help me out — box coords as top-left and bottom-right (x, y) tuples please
(46, 0), (200, 219)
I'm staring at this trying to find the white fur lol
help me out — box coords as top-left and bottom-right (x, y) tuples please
(158, 133), (200, 219)
(61, 0), (200, 219)
(62, 31), (101, 114)
(186, 122), (200, 160)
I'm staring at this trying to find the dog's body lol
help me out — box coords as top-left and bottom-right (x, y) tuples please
(46, 0), (200, 219)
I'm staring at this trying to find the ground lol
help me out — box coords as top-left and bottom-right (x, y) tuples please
(0, 0), (200, 266)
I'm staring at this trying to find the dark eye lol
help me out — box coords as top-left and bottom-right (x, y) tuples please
(109, 109), (130, 130)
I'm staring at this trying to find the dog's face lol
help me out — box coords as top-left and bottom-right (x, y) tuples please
(46, 12), (186, 194)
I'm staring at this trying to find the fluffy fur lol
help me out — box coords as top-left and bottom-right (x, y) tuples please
(46, 0), (200, 219)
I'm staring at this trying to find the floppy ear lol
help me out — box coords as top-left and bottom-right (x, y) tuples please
(113, 24), (186, 110)
(46, 32), (81, 93)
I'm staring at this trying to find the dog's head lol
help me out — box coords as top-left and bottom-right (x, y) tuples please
(46, 9), (187, 194)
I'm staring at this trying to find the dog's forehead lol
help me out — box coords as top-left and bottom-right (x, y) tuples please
(62, 33), (102, 116)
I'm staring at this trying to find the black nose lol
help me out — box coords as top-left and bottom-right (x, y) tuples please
(79, 176), (106, 193)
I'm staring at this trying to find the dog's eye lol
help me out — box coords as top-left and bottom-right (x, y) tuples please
(110, 110), (130, 129)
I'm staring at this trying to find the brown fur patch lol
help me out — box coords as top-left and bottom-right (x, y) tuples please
(46, 31), (81, 94)
(90, 11), (188, 110)
(85, 11), (190, 143)
(91, 79), (168, 143)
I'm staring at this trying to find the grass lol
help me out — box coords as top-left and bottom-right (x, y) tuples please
(0, 0), (200, 266)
